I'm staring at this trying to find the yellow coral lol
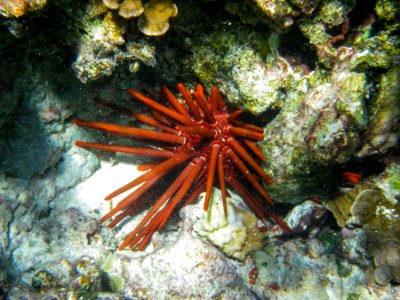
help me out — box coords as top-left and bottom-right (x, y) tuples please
(103, 11), (125, 45)
(102, 0), (144, 19)
(103, 0), (119, 10)
(138, 0), (178, 36)
(326, 183), (400, 237)
(119, 0), (144, 18)
(0, 0), (47, 18)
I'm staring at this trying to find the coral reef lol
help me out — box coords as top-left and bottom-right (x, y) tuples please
(100, 233), (255, 299)
(102, 0), (179, 32)
(326, 163), (400, 286)
(72, 0), (177, 83)
(72, 2), (157, 83)
(375, 0), (400, 22)
(103, 0), (144, 18)
(253, 0), (321, 28)
(0, 0), (47, 18)
(1, 0), (400, 298)
(240, 237), (373, 299)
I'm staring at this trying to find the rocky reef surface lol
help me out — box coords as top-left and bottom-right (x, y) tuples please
(1, 0), (399, 299)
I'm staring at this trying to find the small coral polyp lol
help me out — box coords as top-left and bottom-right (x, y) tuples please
(74, 83), (290, 250)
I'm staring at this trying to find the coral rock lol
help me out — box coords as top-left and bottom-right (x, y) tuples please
(374, 265), (393, 286)
(192, 189), (266, 261)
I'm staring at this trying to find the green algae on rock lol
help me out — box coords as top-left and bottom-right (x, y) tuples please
(73, 1), (176, 83)
(357, 67), (400, 158)
(189, 27), (305, 114)
(375, 0), (400, 22)
(259, 67), (367, 203)
(242, 237), (373, 299)
(298, 0), (355, 68)
(253, 0), (321, 28)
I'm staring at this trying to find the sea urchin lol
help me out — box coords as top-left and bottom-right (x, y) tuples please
(73, 83), (290, 250)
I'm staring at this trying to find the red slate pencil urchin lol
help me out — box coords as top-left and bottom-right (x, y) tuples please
(73, 83), (291, 251)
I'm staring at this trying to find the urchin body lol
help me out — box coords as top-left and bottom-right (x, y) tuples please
(74, 83), (290, 250)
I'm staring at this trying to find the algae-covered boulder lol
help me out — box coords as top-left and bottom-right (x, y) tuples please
(357, 67), (400, 158)
(260, 68), (366, 203)
(190, 27), (306, 114)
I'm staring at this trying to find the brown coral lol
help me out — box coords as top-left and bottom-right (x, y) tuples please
(327, 183), (400, 285)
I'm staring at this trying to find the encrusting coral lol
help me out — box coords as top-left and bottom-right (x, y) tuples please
(102, 0), (178, 36)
